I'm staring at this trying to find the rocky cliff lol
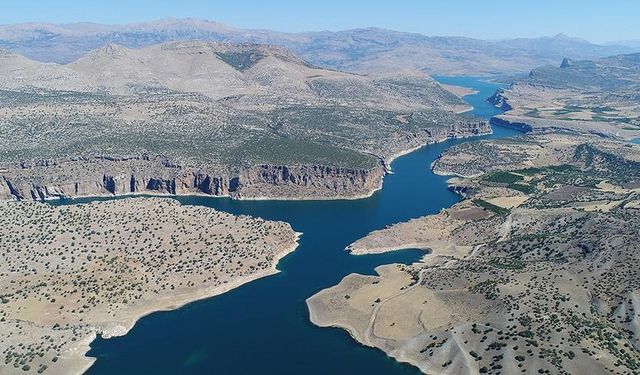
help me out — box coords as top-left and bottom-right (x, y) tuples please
(489, 116), (533, 132)
(0, 118), (489, 202)
(0, 155), (385, 201)
(487, 89), (512, 111)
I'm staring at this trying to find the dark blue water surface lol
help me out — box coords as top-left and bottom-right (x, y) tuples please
(58, 77), (521, 374)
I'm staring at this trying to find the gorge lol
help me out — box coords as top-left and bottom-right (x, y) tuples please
(62, 77), (520, 374)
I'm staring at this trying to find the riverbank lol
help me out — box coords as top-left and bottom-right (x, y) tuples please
(439, 83), (479, 98)
(0, 198), (299, 374)
(36, 76), (520, 375)
(308, 131), (640, 374)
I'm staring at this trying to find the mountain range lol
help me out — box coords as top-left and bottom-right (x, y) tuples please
(0, 18), (636, 76)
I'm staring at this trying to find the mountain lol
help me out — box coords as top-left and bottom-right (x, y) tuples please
(0, 18), (636, 76)
(64, 41), (467, 112)
(0, 48), (86, 91)
(0, 42), (487, 201)
(527, 52), (640, 91)
(607, 39), (640, 49)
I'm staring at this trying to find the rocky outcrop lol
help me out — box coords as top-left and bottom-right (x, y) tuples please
(487, 89), (512, 111)
(235, 164), (384, 199)
(448, 120), (491, 137)
(489, 116), (532, 132)
(0, 155), (385, 201)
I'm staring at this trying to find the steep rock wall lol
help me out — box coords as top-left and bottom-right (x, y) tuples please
(0, 156), (385, 201)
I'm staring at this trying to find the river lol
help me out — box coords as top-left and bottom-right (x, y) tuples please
(56, 77), (522, 374)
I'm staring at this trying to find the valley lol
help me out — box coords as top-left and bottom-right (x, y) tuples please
(0, 10), (639, 375)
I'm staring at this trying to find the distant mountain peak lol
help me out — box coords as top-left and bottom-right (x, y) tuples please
(0, 18), (636, 75)
(560, 57), (571, 68)
(94, 43), (128, 56)
(551, 33), (590, 44)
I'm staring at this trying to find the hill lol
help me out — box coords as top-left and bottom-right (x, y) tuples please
(489, 53), (640, 140)
(0, 42), (485, 201)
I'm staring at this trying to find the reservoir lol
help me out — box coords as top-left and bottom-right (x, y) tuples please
(58, 77), (521, 374)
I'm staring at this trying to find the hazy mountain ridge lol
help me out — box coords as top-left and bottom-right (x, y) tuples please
(0, 18), (635, 75)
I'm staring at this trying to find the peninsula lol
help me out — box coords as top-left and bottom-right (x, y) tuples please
(308, 132), (640, 374)
(0, 197), (298, 373)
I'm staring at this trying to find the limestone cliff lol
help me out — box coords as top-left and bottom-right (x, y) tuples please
(489, 117), (533, 132)
(0, 119), (489, 201)
(0, 155), (385, 201)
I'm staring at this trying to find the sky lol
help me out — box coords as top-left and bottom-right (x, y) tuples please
(1, 0), (639, 43)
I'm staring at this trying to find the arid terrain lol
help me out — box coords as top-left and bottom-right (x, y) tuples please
(308, 132), (640, 374)
(0, 41), (487, 201)
(490, 53), (640, 141)
(1, 13), (639, 375)
(0, 197), (298, 373)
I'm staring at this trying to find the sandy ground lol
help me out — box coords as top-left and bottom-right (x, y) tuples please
(439, 84), (478, 98)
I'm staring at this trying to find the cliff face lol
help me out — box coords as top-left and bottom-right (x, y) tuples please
(489, 117), (533, 132)
(451, 120), (491, 137)
(0, 119), (489, 202)
(0, 156), (385, 201)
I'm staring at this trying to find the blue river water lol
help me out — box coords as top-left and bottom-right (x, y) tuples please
(56, 77), (521, 374)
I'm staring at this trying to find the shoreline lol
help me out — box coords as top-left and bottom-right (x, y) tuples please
(383, 129), (492, 173)
(346, 242), (433, 255)
(306, 267), (430, 373)
(78, 231), (302, 373)
(3, 130), (493, 205)
(0, 197), (302, 374)
(439, 83), (479, 99)
(304, 130), (640, 374)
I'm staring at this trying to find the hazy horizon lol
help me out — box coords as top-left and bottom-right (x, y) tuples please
(1, 0), (639, 44)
